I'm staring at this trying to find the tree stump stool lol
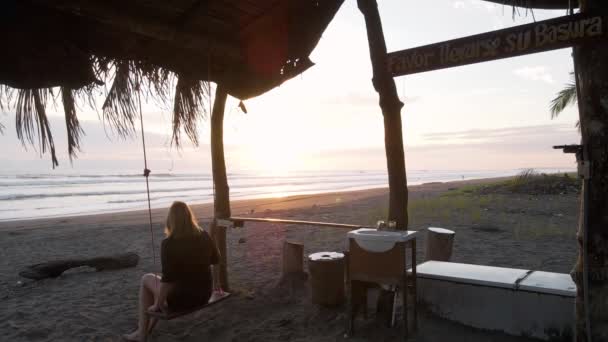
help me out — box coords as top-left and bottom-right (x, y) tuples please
(278, 241), (308, 295)
(282, 241), (305, 276)
(425, 227), (455, 262)
(308, 252), (345, 306)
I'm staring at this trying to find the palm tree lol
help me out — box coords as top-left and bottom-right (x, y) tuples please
(550, 72), (579, 128)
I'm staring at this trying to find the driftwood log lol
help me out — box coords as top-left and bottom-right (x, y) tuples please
(19, 252), (139, 280)
(425, 227), (455, 262)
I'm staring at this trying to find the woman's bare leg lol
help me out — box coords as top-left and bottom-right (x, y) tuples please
(124, 273), (161, 341)
(147, 317), (158, 334)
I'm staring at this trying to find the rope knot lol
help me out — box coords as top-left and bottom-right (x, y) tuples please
(143, 168), (151, 177)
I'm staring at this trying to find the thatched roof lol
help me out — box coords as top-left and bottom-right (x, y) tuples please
(0, 0), (344, 166)
(482, 0), (578, 10)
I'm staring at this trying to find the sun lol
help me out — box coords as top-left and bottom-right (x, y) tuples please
(250, 145), (303, 175)
(238, 137), (312, 176)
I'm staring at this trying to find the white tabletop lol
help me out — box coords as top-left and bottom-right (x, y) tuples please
(347, 228), (420, 252)
(416, 261), (530, 289)
(518, 271), (576, 297)
(347, 228), (420, 242)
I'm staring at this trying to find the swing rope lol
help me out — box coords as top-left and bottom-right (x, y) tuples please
(137, 84), (158, 284)
(137, 81), (231, 320)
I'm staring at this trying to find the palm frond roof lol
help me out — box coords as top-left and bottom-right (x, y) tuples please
(0, 0), (344, 166)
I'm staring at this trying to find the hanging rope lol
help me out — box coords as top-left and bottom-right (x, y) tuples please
(136, 84), (158, 287)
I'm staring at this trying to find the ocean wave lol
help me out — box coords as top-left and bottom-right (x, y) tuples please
(0, 176), (213, 188)
(0, 177), (389, 201)
(10, 173), (195, 179)
(106, 199), (148, 204)
(0, 185), (214, 201)
(0, 172), (386, 188)
(106, 193), (203, 204)
(0, 178), (388, 203)
(0, 173), (386, 188)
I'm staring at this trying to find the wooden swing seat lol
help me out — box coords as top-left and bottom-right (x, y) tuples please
(147, 291), (231, 320)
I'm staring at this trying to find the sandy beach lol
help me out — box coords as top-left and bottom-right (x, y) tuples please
(0, 177), (579, 341)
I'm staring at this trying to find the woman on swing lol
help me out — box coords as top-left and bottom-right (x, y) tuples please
(123, 201), (220, 341)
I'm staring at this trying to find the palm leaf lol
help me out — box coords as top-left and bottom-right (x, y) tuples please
(136, 62), (174, 109)
(172, 76), (210, 147)
(0, 86), (7, 133)
(101, 61), (138, 137)
(550, 72), (577, 119)
(5, 57), (210, 165)
(0, 86), (7, 111)
(15, 89), (58, 167)
(61, 87), (84, 160)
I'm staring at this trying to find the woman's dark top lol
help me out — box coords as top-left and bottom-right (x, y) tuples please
(161, 230), (220, 311)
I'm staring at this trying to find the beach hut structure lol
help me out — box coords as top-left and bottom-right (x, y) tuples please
(0, 0), (346, 292)
(1, 0), (607, 340)
(567, 1), (608, 341)
(483, 2), (607, 341)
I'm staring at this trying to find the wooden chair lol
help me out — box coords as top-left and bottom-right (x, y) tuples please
(346, 238), (416, 340)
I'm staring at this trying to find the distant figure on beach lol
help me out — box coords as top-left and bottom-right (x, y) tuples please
(123, 201), (220, 341)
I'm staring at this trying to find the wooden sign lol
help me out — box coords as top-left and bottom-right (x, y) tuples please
(387, 13), (607, 77)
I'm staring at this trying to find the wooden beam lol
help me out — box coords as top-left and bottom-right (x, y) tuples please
(388, 13), (607, 77)
(230, 217), (364, 229)
(358, 0), (409, 230)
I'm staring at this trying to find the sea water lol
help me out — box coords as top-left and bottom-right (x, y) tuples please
(0, 168), (570, 221)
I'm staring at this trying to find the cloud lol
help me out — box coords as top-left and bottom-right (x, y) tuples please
(321, 92), (377, 107)
(1, 113), (579, 173)
(420, 124), (578, 149)
(452, 0), (498, 12)
(453, 1), (466, 9)
(422, 123), (574, 140)
(321, 92), (420, 107)
(280, 123), (579, 171)
(514, 66), (555, 84)
(0, 114), (207, 171)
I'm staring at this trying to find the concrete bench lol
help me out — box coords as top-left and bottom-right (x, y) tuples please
(414, 261), (576, 341)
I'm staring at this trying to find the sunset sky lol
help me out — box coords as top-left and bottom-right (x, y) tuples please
(0, 0), (580, 174)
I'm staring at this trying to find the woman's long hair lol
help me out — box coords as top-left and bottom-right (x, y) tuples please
(165, 201), (202, 238)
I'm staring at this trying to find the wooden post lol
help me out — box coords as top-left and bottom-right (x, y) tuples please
(572, 1), (608, 340)
(210, 85), (230, 291)
(358, 0), (409, 322)
(212, 224), (228, 290)
(425, 227), (455, 262)
(282, 241), (304, 276)
(357, 0), (408, 230)
(279, 241), (307, 297)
